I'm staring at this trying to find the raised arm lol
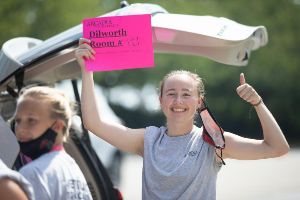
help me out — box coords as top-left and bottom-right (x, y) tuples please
(223, 73), (289, 160)
(75, 38), (144, 156)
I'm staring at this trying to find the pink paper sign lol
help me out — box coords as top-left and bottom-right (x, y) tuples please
(83, 14), (154, 71)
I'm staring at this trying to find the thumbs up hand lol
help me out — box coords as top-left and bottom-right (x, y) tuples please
(236, 73), (262, 106)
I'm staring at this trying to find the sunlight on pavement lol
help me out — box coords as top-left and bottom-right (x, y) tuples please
(120, 149), (300, 200)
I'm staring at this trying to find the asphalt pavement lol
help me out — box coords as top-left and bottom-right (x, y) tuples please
(119, 149), (300, 200)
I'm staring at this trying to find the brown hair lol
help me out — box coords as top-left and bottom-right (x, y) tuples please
(159, 70), (205, 98)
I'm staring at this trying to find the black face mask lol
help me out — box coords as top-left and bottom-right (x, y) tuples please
(18, 127), (58, 160)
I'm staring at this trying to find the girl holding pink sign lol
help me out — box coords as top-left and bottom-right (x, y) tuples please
(76, 38), (289, 200)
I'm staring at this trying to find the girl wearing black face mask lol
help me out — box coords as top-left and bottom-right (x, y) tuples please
(14, 86), (93, 200)
(18, 121), (58, 161)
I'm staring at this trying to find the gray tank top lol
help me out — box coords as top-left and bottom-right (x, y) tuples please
(142, 125), (221, 200)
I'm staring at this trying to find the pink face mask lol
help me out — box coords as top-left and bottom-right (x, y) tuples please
(198, 100), (226, 165)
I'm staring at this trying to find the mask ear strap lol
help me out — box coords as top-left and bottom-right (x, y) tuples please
(50, 120), (58, 129)
(215, 148), (226, 165)
(50, 120), (67, 135)
(199, 97), (206, 111)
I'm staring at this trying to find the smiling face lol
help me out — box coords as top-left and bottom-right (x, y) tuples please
(14, 97), (54, 142)
(160, 73), (202, 127)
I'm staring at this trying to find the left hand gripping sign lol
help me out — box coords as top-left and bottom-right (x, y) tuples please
(83, 14), (154, 71)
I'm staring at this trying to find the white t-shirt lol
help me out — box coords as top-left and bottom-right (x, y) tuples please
(0, 159), (35, 200)
(19, 150), (92, 200)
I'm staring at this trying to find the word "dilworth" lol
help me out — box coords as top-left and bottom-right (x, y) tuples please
(89, 29), (127, 38)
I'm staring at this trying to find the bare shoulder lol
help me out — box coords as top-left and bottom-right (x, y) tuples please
(0, 178), (29, 200)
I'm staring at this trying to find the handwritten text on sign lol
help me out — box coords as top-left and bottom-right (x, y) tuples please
(83, 14), (154, 71)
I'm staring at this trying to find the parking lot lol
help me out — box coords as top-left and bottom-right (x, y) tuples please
(120, 149), (300, 200)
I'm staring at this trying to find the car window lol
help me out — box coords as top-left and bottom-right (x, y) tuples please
(55, 80), (124, 186)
